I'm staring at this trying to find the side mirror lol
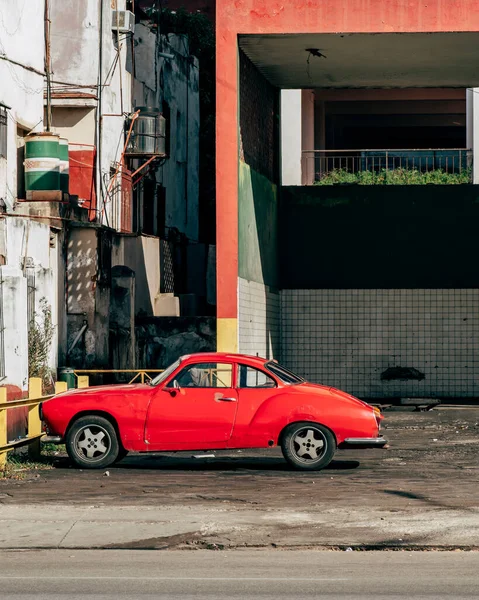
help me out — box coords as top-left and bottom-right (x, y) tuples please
(163, 379), (180, 396)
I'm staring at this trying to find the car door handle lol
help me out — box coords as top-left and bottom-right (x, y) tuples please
(218, 397), (237, 402)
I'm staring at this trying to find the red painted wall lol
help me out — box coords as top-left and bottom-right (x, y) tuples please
(69, 144), (97, 222)
(1, 385), (27, 443)
(216, 0), (479, 321)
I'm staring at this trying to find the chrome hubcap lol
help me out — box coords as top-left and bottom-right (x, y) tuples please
(74, 426), (110, 462)
(291, 427), (326, 463)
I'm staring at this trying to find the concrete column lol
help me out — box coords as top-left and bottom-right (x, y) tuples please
(0, 266), (28, 391)
(466, 88), (479, 184)
(301, 90), (315, 185)
(281, 90), (302, 185)
(280, 90), (316, 185)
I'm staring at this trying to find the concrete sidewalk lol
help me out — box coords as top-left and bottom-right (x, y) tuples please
(1, 501), (479, 549)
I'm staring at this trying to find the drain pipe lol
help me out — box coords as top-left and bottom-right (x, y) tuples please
(96, 0), (104, 214)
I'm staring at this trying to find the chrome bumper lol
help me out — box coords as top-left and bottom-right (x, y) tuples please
(342, 437), (388, 449)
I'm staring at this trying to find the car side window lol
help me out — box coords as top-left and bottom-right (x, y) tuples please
(172, 362), (233, 388)
(238, 365), (276, 389)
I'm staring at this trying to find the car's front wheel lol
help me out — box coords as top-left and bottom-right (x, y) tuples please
(66, 415), (119, 469)
(281, 422), (336, 471)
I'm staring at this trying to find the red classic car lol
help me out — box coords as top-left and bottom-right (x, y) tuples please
(41, 353), (387, 470)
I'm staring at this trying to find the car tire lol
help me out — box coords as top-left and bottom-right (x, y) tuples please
(281, 421), (336, 471)
(66, 415), (120, 469)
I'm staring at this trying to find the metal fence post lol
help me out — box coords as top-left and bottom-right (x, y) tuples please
(55, 381), (68, 394)
(77, 376), (89, 389)
(0, 388), (7, 470)
(28, 378), (43, 460)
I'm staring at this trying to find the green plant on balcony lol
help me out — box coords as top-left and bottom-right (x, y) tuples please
(314, 167), (472, 186)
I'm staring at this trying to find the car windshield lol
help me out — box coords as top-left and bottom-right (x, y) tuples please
(150, 359), (181, 386)
(265, 362), (305, 384)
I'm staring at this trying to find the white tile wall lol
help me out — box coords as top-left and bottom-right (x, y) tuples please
(281, 289), (479, 398)
(238, 278), (280, 359)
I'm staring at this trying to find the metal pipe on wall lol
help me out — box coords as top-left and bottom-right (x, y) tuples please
(96, 0), (104, 218)
(44, 0), (52, 131)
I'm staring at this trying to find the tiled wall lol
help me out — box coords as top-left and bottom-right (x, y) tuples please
(238, 278), (280, 359)
(281, 289), (479, 398)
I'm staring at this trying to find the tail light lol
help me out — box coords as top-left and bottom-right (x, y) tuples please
(373, 406), (383, 426)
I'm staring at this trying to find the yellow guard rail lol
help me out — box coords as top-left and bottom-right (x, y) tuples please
(0, 378), (67, 471)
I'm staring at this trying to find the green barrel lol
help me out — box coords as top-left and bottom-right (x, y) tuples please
(24, 133), (60, 191)
(59, 138), (69, 193)
(58, 367), (76, 389)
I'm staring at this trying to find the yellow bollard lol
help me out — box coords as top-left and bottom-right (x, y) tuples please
(55, 381), (68, 394)
(77, 376), (89, 389)
(28, 378), (43, 460)
(0, 388), (7, 471)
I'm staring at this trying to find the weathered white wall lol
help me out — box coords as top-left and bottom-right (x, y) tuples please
(134, 25), (200, 242)
(0, 218), (58, 390)
(50, 0), (100, 88)
(50, 0), (132, 228)
(0, 266), (28, 390)
(0, 0), (44, 209)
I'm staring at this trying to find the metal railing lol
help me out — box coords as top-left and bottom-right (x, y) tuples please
(0, 378), (69, 471)
(301, 148), (473, 184)
(73, 369), (164, 385)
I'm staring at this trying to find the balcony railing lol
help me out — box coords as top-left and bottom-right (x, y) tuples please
(301, 149), (473, 185)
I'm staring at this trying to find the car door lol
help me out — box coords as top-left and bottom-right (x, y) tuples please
(145, 361), (238, 449)
(231, 364), (279, 447)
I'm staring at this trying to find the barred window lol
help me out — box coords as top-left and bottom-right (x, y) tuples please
(0, 107), (7, 158)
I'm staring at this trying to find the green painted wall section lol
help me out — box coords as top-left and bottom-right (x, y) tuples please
(238, 161), (278, 287)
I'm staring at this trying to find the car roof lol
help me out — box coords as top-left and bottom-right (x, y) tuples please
(180, 352), (271, 366)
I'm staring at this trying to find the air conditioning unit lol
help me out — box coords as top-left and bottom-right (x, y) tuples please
(112, 10), (135, 34)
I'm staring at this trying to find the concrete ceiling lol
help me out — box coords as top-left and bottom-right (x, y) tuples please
(238, 33), (479, 89)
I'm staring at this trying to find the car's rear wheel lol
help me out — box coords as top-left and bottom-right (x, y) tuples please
(281, 422), (336, 471)
(66, 415), (119, 469)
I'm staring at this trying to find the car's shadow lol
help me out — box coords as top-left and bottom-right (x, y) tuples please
(52, 454), (360, 472)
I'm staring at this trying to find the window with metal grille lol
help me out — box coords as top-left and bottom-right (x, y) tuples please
(0, 107), (7, 158)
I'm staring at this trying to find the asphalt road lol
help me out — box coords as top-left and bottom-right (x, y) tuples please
(1, 549), (478, 599)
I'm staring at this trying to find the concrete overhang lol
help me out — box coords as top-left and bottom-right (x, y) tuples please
(239, 32), (479, 89)
(47, 91), (98, 108)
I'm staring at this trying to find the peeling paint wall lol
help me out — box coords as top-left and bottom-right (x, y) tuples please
(50, 0), (133, 228)
(0, 0), (44, 209)
(0, 218), (59, 390)
(133, 25), (200, 241)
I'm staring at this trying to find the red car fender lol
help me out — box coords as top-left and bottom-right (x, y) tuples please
(243, 388), (377, 446)
(42, 385), (153, 451)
